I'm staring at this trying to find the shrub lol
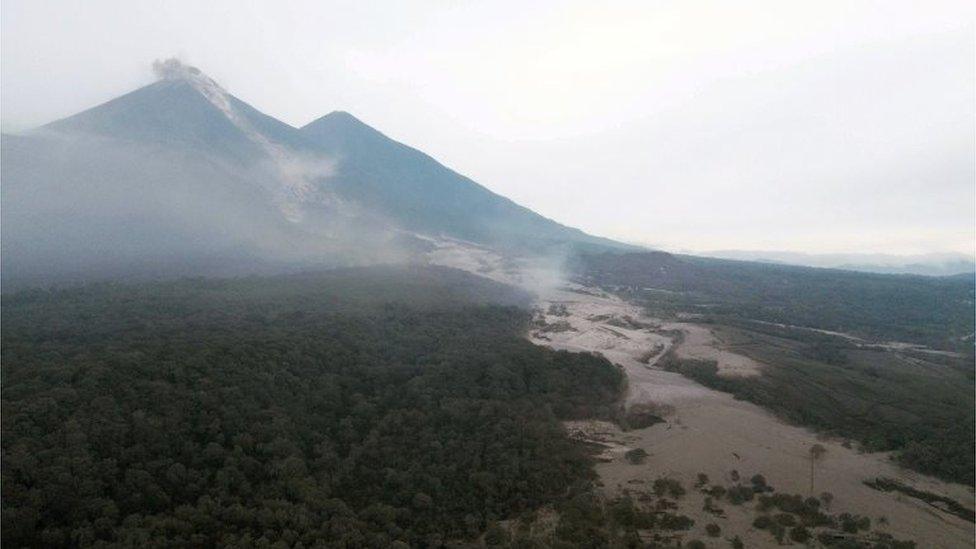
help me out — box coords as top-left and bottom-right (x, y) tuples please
(625, 448), (648, 464)
(653, 477), (686, 499)
(775, 513), (796, 526)
(757, 492), (834, 528)
(658, 513), (694, 531)
(836, 512), (871, 533)
(750, 473), (771, 492)
(703, 496), (724, 516)
(752, 515), (772, 529)
(624, 408), (665, 429)
(705, 523), (721, 537)
(726, 485), (755, 505)
(655, 498), (677, 511)
(608, 498), (637, 528)
(789, 526), (810, 543)
(872, 533), (918, 549)
(608, 497), (655, 530)
(820, 491), (834, 509)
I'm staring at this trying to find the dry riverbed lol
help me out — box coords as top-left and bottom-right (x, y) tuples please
(428, 240), (975, 548)
(531, 285), (974, 548)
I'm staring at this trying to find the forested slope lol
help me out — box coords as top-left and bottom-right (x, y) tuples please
(1, 267), (625, 547)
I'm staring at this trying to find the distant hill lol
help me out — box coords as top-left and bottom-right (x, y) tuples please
(703, 250), (976, 277)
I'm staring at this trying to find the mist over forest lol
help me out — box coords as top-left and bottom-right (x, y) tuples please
(2, 3), (974, 548)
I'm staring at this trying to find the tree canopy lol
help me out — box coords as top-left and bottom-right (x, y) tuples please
(2, 267), (625, 547)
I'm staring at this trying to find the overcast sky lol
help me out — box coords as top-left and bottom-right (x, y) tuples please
(3, 0), (973, 256)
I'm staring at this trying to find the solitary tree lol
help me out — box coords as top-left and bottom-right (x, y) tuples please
(696, 472), (709, 488)
(809, 444), (827, 494)
(820, 491), (834, 510)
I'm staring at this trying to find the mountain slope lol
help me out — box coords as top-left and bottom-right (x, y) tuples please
(2, 64), (344, 288)
(3, 61), (635, 287)
(300, 111), (632, 252)
(44, 79), (265, 163)
(46, 62), (320, 161)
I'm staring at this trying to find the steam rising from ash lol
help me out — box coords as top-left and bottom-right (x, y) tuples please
(152, 58), (204, 81)
(3, 57), (574, 291)
(423, 236), (574, 302)
(0, 59), (415, 288)
(2, 129), (418, 289)
(151, 58), (336, 223)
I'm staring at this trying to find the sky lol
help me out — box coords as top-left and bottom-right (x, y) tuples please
(2, 0), (974, 256)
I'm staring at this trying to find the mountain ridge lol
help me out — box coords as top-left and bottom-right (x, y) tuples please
(1, 60), (634, 287)
(702, 250), (976, 277)
(300, 110), (630, 251)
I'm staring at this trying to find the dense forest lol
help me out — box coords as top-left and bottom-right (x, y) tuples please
(570, 251), (975, 351)
(1, 267), (627, 547)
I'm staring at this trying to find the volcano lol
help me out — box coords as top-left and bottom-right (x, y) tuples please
(1, 59), (632, 287)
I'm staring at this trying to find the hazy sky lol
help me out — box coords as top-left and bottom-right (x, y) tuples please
(3, 0), (973, 255)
